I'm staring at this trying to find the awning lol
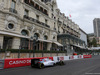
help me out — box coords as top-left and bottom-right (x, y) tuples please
(38, 39), (52, 43)
(53, 42), (63, 46)
(72, 44), (86, 49)
(0, 30), (30, 39)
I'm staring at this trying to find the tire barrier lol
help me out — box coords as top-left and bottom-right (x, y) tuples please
(0, 60), (4, 69)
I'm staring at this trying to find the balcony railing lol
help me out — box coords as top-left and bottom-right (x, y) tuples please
(63, 24), (66, 26)
(24, 0), (48, 16)
(9, 8), (17, 14)
(58, 20), (62, 24)
(23, 15), (50, 28)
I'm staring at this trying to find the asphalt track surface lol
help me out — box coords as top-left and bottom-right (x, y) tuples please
(0, 55), (100, 75)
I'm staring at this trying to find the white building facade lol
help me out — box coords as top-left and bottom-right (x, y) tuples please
(0, 0), (85, 53)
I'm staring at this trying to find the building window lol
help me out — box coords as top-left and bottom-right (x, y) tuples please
(8, 23), (14, 29)
(41, 0), (44, 2)
(40, 7), (43, 12)
(21, 30), (28, 36)
(34, 33), (39, 39)
(53, 36), (55, 39)
(44, 35), (48, 40)
(36, 15), (39, 20)
(52, 14), (54, 18)
(44, 9), (48, 15)
(63, 29), (65, 33)
(35, 4), (39, 10)
(54, 22), (56, 27)
(24, 9), (29, 16)
(51, 5), (54, 11)
(45, 19), (48, 24)
(11, 0), (16, 9)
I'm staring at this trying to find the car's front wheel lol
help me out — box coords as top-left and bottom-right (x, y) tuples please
(59, 61), (64, 66)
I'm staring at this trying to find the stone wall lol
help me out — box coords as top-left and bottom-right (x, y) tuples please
(0, 52), (66, 59)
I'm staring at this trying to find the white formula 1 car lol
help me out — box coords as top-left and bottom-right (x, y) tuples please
(31, 58), (64, 69)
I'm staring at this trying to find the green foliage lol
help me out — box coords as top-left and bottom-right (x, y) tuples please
(92, 38), (97, 47)
(87, 36), (97, 47)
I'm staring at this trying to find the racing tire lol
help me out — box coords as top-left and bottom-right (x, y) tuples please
(31, 64), (34, 68)
(52, 63), (56, 67)
(38, 63), (44, 69)
(59, 61), (64, 66)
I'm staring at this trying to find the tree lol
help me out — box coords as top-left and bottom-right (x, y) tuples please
(87, 35), (92, 47)
(92, 38), (97, 47)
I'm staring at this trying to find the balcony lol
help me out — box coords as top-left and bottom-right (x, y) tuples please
(45, 24), (50, 28)
(58, 20), (62, 24)
(36, 20), (41, 24)
(63, 24), (66, 26)
(23, 15), (50, 28)
(24, 0), (48, 16)
(9, 8), (17, 14)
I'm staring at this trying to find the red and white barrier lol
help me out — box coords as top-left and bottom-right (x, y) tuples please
(4, 58), (32, 69)
(4, 57), (53, 69)
(53, 56), (69, 62)
(53, 55), (84, 62)
(83, 55), (92, 58)
(3, 55), (92, 69)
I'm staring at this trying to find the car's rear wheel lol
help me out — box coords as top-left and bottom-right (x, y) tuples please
(52, 63), (56, 67)
(38, 63), (44, 69)
(31, 64), (34, 68)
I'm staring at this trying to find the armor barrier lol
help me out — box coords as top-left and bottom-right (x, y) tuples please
(0, 60), (4, 69)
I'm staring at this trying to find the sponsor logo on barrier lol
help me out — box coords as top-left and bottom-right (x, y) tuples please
(59, 57), (64, 60)
(78, 55), (82, 59)
(4, 57), (53, 69)
(69, 56), (74, 59)
(9, 60), (31, 65)
(83, 55), (92, 58)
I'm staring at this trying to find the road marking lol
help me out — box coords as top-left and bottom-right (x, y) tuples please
(85, 73), (100, 75)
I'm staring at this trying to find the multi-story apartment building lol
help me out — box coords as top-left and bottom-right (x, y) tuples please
(0, 0), (85, 54)
(93, 18), (100, 44)
(93, 18), (100, 37)
(79, 28), (87, 47)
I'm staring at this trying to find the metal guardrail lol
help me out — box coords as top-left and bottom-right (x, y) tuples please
(0, 60), (4, 69)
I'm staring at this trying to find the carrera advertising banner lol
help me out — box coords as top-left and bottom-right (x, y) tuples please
(4, 57), (53, 69)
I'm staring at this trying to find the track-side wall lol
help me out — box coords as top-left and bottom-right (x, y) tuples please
(0, 55), (92, 69)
